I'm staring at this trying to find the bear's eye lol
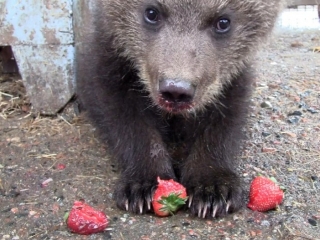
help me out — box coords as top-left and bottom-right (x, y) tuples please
(214, 18), (231, 33)
(144, 8), (160, 24)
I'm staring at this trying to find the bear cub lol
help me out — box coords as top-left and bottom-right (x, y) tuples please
(77, 0), (280, 218)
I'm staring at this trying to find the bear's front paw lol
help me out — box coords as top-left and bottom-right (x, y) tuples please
(183, 175), (244, 218)
(113, 177), (157, 214)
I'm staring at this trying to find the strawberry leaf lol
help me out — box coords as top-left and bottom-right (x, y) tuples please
(158, 193), (188, 215)
(63, 212), (70, 222)
(269, 177), (278, 184)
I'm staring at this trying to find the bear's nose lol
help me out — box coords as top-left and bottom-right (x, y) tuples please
(159, 79), (195, 103)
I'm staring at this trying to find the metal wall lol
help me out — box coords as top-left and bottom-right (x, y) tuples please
(287, 0), (319, 6)
(0, 0), (95, 114)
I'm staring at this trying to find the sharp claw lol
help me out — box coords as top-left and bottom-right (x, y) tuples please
(226, 201), (231, 213)
(139, 201), (143, 214)
(188, 195), (193, 208)
(212, 205), (218, 218)
(125, 200), (129, 211)
(198, 208), (202, 218)
(197, 202), (203, 218)
(202, 204), (208, 218)
(147, 198), (151, 210)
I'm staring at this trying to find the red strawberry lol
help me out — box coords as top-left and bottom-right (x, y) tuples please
(65, 201), (108, 235)
(152, 177), (188, 217)
(247, 176), (284, 212)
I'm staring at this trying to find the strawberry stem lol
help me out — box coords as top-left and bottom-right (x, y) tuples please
(158, 193), (188, 215)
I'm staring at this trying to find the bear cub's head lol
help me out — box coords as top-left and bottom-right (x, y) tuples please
(103, 0), (280, 113)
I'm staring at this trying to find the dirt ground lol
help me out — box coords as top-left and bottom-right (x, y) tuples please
(0, 28), (320, 240)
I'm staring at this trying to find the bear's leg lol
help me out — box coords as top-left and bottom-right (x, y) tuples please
(104, 104), (176, 214)
(179, 71), (251, 218)
(113, 130), (176, 214)
(180, 124), (244, 218)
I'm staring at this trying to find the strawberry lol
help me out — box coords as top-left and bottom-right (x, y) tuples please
(65, 201), (108, 235)
(152, 177), (188, 217)
(247, 176), (284, 212)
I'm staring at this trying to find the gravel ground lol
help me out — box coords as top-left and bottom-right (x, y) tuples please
(0, 28), (319, 240)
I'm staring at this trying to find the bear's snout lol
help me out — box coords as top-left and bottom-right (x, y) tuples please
(158, 79), (195, 112)
(159, 79), (195, 103)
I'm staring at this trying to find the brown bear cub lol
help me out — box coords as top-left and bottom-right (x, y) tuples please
(77, 0), (281, 218)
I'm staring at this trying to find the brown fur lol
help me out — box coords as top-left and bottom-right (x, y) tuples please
(77, 0), (281, 218)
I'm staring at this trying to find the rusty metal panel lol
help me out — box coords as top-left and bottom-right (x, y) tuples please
(0, 0), (73, 45)
(0, 0), (75, 114)
(13, 45), (75, 113)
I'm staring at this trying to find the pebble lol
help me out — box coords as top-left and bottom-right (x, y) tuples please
(188, 229), (199, 238)
(29, 210), (38, 217)
(247, 218), (254, 223)
(287, 116), (300, 124)
(298, 102), (307, 109)
(261, 220), (271, 227)
(300, 90), (312, 97)
(285, 206), (293, 212)
(233, 215), (239, 221)
(182, 222), (190, 227)
(262, 132), (271, 137)
(308, 218), (317, 226)
(11, 207), (19, 214)
(282, 132), (297, 138)
(288, 110), (302, 116)
(120, 214), (129, 223)
(260, 101), (273, 109)
(6, 137), (21, 143)
(262, 147), (277, 153)
(307, 108), (319, 114)
(258, 83), (268, 87)
(313, 215), (320, 220)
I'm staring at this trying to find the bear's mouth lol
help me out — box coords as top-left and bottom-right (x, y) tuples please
(158, 97), (194, 113)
